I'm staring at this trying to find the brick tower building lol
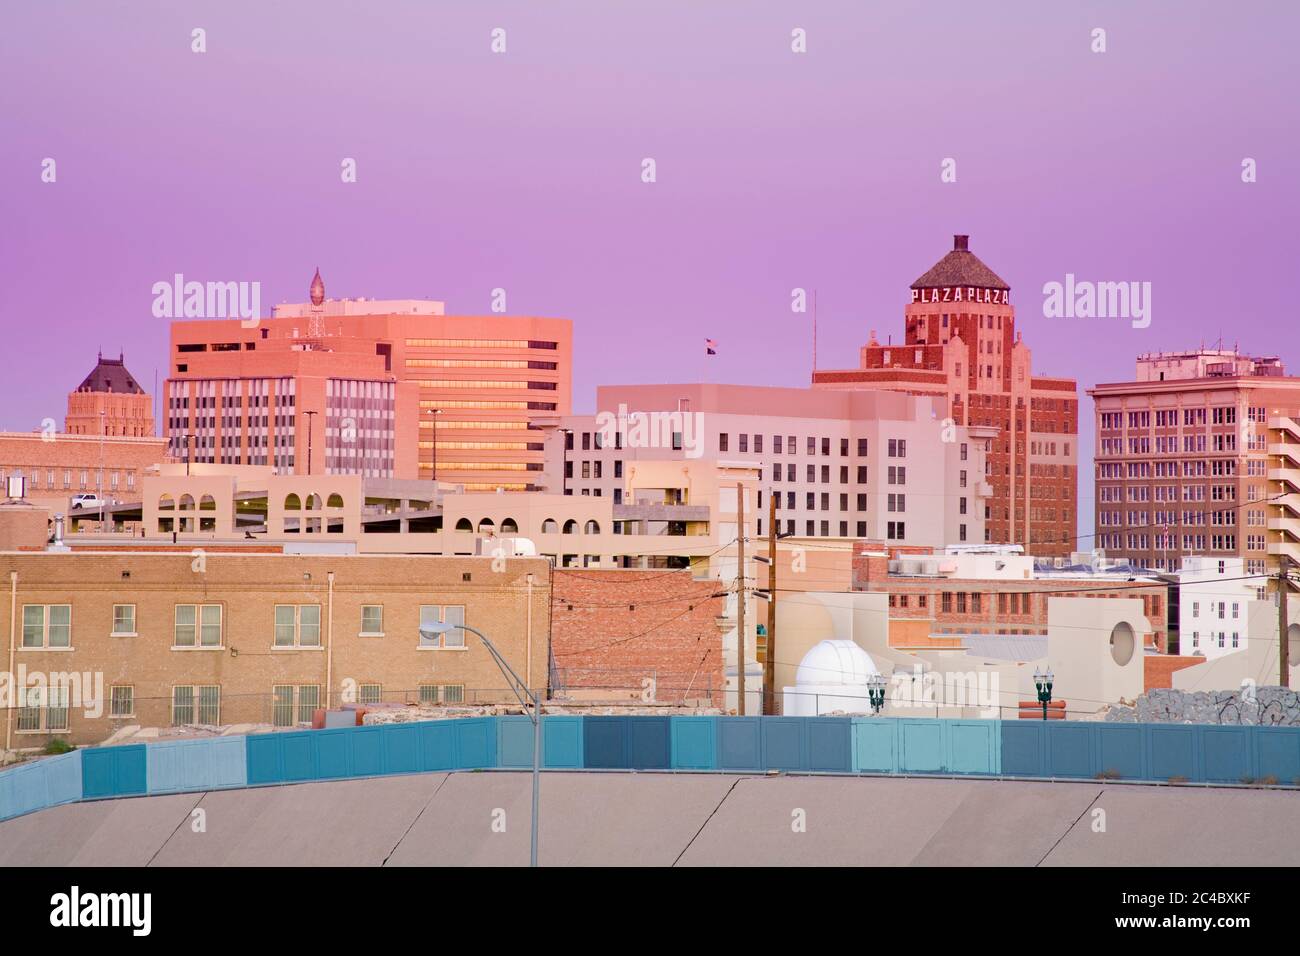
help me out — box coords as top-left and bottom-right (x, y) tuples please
(813, 235), (1079, 557)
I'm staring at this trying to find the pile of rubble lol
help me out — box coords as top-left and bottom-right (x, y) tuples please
(1103, 686), (1300, 726)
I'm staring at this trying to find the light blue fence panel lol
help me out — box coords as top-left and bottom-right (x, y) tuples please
(948, 720), (1000, 775)
(0, 750), (84, 821)
(498, 716), (585, 769)
(851, 718), (897, 772)
(898, 719), (945, 772)
(147, 737), (247, 794)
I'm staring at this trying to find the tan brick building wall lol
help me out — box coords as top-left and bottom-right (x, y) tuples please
(0, 551), (551, 747)
(550, 569), (724, 704)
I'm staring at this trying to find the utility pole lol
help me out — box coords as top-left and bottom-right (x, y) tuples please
(764, 491), (777, 714)
(1281, 556), (1291, 687)
(735, 481), (745, 716)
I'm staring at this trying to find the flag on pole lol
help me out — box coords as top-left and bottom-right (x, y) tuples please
(705, 338), (717, 355)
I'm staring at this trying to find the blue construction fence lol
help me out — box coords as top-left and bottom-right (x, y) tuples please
(3, 716), (1299, 822)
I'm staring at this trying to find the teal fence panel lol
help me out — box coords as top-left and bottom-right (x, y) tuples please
(851, 718), (897, 772)
(898, 719), (946, 772)
(1044, 722), (1094, 778)
(81, 745), (147, 799)
(497, 716), (585, 769)
(718, 717), (762, 770)
(948, 720), (1000, 775)
(1095, 724), (1146, 780)
(807, 718), (853, 772)
(762, 717), (808, 771)
(1202, 726), (1252, 783)
(0, 750), (83, 821)
(670, 717), (717, 769)
(1148, 725), (1201, 781)
(147, 737), (247, 794)
(1255, 726), (1300, 783)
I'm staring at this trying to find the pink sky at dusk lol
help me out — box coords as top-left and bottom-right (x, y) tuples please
(2, 1), (1298, 536)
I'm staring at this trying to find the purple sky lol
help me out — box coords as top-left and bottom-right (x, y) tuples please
(3, 0), (1298, 537)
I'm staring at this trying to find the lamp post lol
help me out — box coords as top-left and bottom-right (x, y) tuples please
(1033, 666), (1055, 721)
(419, 620), (541, 867)
(304, 410), (317, 476)
(97, 410), (106, 533)
(426, 407), (442, 484)
(867, 673), (887, 715)
(558, 428), (573, 495)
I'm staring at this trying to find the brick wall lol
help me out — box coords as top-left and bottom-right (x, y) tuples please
(0, 551), (551, 747)
(550, 569), (724, 705)
(1144, 654), (1203, 691)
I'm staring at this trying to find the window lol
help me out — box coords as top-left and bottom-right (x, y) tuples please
(361, 605), (384, 635)
(272, 685), (321, 727)
(419, 605), (466, 648)
(359, 683), (382, 705)
(22, 605), (71, 648)
(420, 684), (466, 705)
(110, 685), (134, 718)
(274, 605), (321, 647)
(173, 685), (220, 726)
(857, 438), (868, 456)
(17, 686), (69, 733)
(719, 433), (729, 452)
(174, 604), (222, 647)
(112, 604), (136, 636)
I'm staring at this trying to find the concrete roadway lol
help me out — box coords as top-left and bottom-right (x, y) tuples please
(0, 771), (1296, 866)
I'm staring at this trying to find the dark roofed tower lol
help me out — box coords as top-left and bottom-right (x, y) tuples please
(811, 233), (1079, 557)
(65, 351), (155, 437)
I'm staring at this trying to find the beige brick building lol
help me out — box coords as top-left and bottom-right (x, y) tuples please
(1, 548), (551, 748)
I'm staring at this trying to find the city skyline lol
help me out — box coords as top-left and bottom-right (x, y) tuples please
(5, 0), (1299, 543)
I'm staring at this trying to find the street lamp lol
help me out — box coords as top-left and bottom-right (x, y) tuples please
(419, 620), (541, 867)
(867, 673), (887, 715)
(98, 409), (106, 533)
(558, 428), (573, 496)
(304, 410), (317, 476)
(1033, 666), (1055, 721)
(426, 408), (442, 484)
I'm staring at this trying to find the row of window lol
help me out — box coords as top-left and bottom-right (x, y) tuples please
(19, 603), (468, 650)
(14, 682), (469, 733)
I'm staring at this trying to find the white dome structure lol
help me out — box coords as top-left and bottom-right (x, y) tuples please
(795, 640), (880, 687)
(784, 640), (882, 716)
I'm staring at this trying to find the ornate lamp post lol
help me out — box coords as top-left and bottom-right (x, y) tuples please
(1034, 665), (1055, 721)
(867, 672), (887, 715)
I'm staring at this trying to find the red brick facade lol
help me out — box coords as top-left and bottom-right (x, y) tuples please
(549, 569), (724, 705)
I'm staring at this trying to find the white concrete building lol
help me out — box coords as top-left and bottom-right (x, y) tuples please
(539, 383), (996, 551)
(1173, 556), (1265, 659)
